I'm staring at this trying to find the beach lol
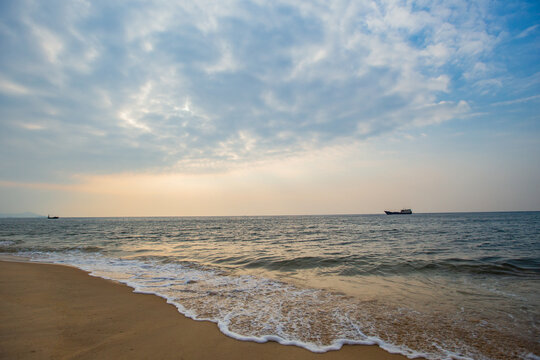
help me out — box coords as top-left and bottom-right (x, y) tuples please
(0, 259), (409, 360)
(1, 214), (538, 359)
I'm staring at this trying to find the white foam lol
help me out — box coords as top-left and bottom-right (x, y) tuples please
(10, 250), (474, 359)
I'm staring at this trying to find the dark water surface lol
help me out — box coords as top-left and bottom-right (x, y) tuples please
(1, 212), (539, 359)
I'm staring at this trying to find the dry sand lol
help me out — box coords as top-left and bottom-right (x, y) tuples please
(0, 260), (411, 359)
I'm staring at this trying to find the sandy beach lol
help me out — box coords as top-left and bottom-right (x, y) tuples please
(0, 259), (409, 360)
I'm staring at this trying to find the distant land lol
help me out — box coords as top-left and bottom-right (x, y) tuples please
(0, 212), (43, 218)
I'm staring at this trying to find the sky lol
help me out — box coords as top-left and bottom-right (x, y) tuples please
(0, 0), (539, 216)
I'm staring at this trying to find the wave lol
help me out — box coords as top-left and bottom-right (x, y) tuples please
(340, 258), (540, 277)
(5, 241), (536, 278)
(2, 237), (537, 279)
(244, 256), (349, 270)
(0, 245), (103, 254)
(0, 251), (446, 359)
(232, 254), (539, 277)
(5, 250), (536, 360)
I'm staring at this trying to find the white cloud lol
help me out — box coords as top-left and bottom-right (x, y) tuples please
(118, 111), (152, 133)
(28, 23), (64, 64)
(516, 24), (538, 39)
(0, 77), (31, 95)
(19, 123), (45, 131)
(474, 78), (503, 94)
(492, 95), (540, 107)
(203, 41), (239, 74)
(410, 100), (470, 126)
(0, 0), (529, 181)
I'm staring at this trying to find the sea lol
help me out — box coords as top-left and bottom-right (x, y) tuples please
(0, 212), (539, 359)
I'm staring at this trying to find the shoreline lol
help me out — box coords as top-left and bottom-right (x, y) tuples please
(0, 259), (411, 359)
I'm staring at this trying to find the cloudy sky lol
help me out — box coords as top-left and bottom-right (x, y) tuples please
(1, 0), (539, 216)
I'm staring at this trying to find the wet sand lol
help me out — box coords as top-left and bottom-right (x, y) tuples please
(0, 260), (410, 360)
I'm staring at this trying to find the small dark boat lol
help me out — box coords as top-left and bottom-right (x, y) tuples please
(47, 214), (59, 219)
(385, 209), (412, 215)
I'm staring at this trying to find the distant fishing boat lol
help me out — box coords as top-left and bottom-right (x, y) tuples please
(47, 214), (59, 219)
(385, 209), (412, 215)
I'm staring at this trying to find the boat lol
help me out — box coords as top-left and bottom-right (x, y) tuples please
(47, 215), (59, 219)
(384, 209), (412, 215)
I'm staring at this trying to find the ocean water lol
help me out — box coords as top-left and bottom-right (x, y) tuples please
(1, 212), (539, 359)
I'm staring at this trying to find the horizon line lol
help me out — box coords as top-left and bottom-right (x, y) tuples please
(1, 210), (539, 219)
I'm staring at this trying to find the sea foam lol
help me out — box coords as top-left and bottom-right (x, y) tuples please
(19, 250), (432, 359)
